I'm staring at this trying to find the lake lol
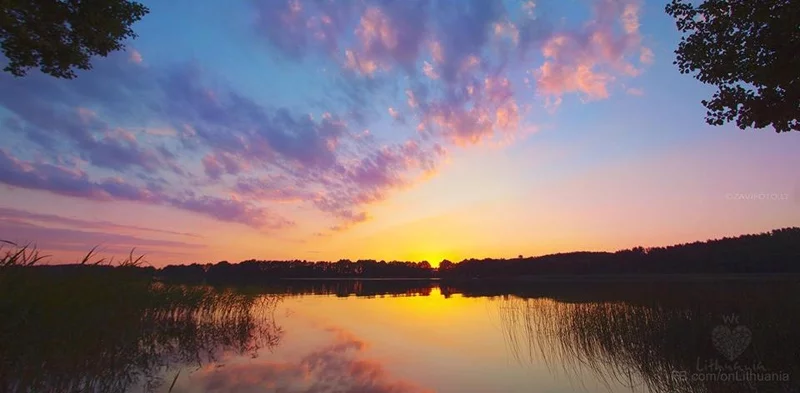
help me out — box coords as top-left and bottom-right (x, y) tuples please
(3, 278), (799, 392)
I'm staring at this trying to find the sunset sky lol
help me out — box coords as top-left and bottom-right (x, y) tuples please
(1, 0), (798, 266)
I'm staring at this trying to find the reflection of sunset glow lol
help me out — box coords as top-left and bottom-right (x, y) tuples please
(385, 287), (454, 317)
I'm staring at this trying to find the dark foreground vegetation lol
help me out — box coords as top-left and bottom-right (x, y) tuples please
(0, 245), (282, 393)
(494, 279), (800, 393)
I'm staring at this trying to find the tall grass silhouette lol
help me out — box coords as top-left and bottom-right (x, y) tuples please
(0, 243), (284, 393)
(493, 282), (800, 393)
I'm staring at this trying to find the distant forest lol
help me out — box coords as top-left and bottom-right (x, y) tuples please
(145, 227), (800, 284)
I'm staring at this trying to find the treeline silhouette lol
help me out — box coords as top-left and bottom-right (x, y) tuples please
(440, 227), (800, 278)
(160, 259), (434, 285)
(230, 279), (435, 298)
(155, 227), (800, 283)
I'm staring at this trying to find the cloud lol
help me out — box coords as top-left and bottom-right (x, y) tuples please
(416, 75), (520, 145)
(0, 52), (441, 230)
(347, 2), (430, 76)
(234, 175), (312, 203)
(0, 0), (655, 235)
(186, 326), (433, 393)
(640, 47), (654, 64)
(0, 218), (202, 262)
(388, 107), (406, 123)
(129, 49), (143, 64)
(0, 207), (200, 238)
(252, 0), (364, 60)
(168, 195), (294, 230)
(309, 139), (447, 226)
(534, 0), (650, 101)
(242, 0), (655, 230)
(0, 149), (291, 229)
(202, 152), (246, 180)
(0, 149), (157, 202)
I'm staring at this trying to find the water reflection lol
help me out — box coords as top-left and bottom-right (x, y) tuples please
(176, 326), (433, 393)
(1, 274), (283, 393)
(495, 281), (800, 393)
(253, 279), (435, 298)
(3, 275), (800, 393)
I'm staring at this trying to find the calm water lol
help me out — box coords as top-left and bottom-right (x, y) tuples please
(4, 279), (800, 392)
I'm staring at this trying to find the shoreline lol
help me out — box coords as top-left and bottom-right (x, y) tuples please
(276, 274), (800, 282)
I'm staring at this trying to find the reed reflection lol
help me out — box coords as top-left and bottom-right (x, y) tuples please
(495, 282), (800, 393)
(0, 266), (283, 393)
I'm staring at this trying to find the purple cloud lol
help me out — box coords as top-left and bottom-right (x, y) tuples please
(0, 58), (172, 173)
(252, 0), (361, 59)
(0, 207), (200, 237)
(0, 150), (291, 229)
(0, 219), (202, 262)
(0, 149), (156, 201)
(168, 195), (294, 230)
(234, 175), (314, 203)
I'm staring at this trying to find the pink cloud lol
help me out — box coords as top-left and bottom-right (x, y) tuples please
(405, 89), (418, 108)
(76, 107), (98, 123)
(640, 47), (654, 64)
(492, 21), (520, 45)
(521, 1), (536, 18)
(428, 40), (444, 64)
(535, 0), (650, 101)
(342, 2), (429, 76)
(388, 107), (405, 123)
(202, 152), (246, 180)
(422, 61), (438, 79)
(358, 7), (398, 54)
(419, 75), (520, 146)
(537, 62), (612, 100)
(128, 49), (143, 64)
(344, 49), (381, 76)
(621, 3), (640, 34)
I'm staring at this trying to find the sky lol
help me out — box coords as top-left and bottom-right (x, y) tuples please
(1, 0), (798, 267)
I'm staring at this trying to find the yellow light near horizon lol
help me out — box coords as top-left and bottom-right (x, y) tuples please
(403, 251), (451, 267)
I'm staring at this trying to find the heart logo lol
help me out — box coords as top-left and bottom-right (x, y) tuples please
(711, 325), (752, 361)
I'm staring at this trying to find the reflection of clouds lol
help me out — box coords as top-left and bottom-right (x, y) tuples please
(193, 326), (433, 393)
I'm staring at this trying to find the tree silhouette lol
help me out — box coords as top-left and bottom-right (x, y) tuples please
(1, 0), (149, 78)
(666, 0), (800, 132)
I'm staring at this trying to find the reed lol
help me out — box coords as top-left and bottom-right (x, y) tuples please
(0, 242), (284, 393)
(494, 283), (800, 393)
